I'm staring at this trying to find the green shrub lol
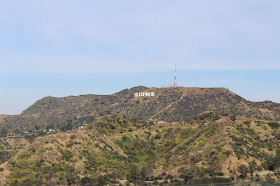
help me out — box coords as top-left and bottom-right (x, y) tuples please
(155, 134), (161, 139)
(268, 122), (280, 129)
(243, 121), (251, 127)
(70, 135), (76, 140)
(81, 176), (95, 184)
(230, 115), (236, 121)
(153, 180), (159, 185)
(238, 164), (249, 178)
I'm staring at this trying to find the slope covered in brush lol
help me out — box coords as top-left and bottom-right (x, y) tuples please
(2, 114), (280, 185)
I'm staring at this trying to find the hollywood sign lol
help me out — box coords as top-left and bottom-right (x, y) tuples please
(134, 92), (155, 97)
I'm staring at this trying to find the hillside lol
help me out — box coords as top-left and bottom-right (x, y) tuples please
(0, 137), (30, 184)
(0, 115), (6, 124)
(1, 114), (280, 185)
(1, 86), (280, 135)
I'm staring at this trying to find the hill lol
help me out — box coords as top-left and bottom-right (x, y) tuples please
(1, 86), (280, 135)
(0, 115), (6, 124)
(0, 137), (30, 184)
(1, 114), (280, 185)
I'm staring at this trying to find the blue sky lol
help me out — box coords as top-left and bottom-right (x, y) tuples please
(0, 1), (280, 114)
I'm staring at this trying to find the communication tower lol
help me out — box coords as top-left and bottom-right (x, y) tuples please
(169, 65), (178, 88)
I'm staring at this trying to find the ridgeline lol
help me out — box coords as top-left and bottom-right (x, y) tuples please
(1, 86), (280, 134)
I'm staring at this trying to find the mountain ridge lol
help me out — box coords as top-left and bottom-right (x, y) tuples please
(1, 86), (280, 134)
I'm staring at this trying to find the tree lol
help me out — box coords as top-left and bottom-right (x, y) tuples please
(127, 164), (140, 182)
(229, 167), (238, 181)
(49, 123), (55, 130)
(14, 128), (21, 134)
(184, 175), (193, 183)
(275, 148), (280, 168)
(238, 164), (248, 178)
(230, 115), (236, 121)
(97, 175), (109, 186)
(0, 128), (8, 137)
(255, 174), (260, 181)
(35, 125), (39, 131)
(249, 160), (257, 177)
(66, 123), (73, 131)
(140, 166), (152, 181)
(268, 149), (280, 171)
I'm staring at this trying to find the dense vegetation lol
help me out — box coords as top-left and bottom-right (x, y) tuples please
(1, 114), (280, 185)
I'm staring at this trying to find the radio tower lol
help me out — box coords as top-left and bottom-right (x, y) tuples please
(174, 64), (177, 87)
(169, 65), (178, 88)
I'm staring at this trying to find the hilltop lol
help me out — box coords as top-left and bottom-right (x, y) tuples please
(1, 86), (280, 135)
(1, 114), (280, 185)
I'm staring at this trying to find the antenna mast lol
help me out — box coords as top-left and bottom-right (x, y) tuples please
(169, 64), (178, 88)
(174, 65), (177, 88)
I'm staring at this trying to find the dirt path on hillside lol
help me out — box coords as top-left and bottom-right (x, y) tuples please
(149, 90), (186, 120)
(221, 170), (278, 178)
(254, 170), (278, 175)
